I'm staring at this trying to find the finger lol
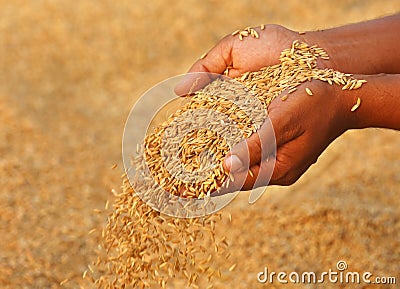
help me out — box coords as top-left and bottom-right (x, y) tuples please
(268, 135), (320, 186)
(224, 100), (306, 175)
(224, 140), (306, 192)
(174, 37), (233, 96)
(226, 132), (320, 191)
(222, 156), (275, 192)
(223, 118), (277, 174)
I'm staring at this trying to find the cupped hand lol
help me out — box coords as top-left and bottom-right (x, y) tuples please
(174, 24), (350, 189)
(174, 25), (299, 96)
(224, 80), (351, 189)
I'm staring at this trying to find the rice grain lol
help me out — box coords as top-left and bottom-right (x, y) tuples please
(351, 97), (361, 112)
(90, 40), (366, 289)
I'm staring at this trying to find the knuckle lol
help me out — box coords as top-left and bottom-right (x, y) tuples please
(280, 175), (299, 186)
(272, 160), (289, 181)
(272, 162), (300, 186)
(251, 136), (262, 161)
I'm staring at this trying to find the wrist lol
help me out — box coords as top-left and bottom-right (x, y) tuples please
(299, 30), (338, 70)
(336, 74), (400, 130)
(328, 78), (358, 132)
(333, 78), (363, 130)
(299, 15), (400, 74)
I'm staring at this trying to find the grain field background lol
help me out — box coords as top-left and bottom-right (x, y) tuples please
(0, 1), (399, 288)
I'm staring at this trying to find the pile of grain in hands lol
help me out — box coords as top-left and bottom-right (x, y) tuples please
(143, 39), (366, 200)
(89, 38), (365, 288)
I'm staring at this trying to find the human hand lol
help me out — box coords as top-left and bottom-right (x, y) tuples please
(174, 24), (343, 189)
(173, 16), (400, 191)
(174, 24), (300, 96)
(224, 80), (352, 189)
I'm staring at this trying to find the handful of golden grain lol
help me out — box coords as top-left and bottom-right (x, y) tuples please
(88, 39), (365, 288)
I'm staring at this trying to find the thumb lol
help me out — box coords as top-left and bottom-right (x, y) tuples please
(174, 38), (233, 96)
(224, 117), (277, 174)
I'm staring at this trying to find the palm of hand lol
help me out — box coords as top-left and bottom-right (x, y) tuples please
(175, 25), (297, 95)
(226, 25), (298, 78)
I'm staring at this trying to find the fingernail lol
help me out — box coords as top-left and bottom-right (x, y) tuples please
(225, 155), (243, 173)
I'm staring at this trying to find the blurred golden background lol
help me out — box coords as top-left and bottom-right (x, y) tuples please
(1, 1), (399, 288)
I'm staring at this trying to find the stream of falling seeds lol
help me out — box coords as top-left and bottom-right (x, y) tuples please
(89, 40), (365, 288)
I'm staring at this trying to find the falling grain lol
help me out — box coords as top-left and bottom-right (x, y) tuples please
(88, 228), (97, 235)
(351, 97), (361, 112)
(254, 30), (259, 38)
(231, 29), (240, 36)
(224, 67), (230, 76)
(229, 264), (237, 271)
(91, 39), (366, 289)
(248, 168), (254, 178)
(200, 52), (208, 60)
